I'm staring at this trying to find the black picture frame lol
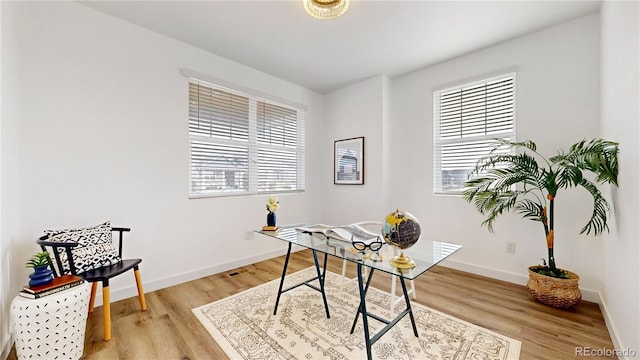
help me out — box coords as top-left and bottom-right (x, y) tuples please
(334, 136), (364, 185)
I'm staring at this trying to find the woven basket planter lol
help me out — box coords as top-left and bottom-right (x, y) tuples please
(527, 266), (582, 309)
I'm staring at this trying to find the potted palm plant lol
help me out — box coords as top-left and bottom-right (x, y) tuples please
(463, 139), (619, 308)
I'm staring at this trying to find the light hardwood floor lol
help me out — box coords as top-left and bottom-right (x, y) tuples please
(8, 249), (616, 359)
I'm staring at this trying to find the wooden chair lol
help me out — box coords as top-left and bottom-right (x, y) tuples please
(37, 222), (147, 341)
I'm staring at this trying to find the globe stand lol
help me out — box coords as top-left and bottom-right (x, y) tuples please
(391, 251), (415, 269)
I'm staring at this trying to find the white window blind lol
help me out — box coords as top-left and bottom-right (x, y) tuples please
(256, 101), (304, 192)
(433, 74), (515, 194)
(188, 79), (305, 197)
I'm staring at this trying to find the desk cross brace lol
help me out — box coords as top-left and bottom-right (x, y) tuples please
(350, 263), (419, 360)
(273, 242), (331, 318)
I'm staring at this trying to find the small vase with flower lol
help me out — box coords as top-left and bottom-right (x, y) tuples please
(264, 196), (279, 230)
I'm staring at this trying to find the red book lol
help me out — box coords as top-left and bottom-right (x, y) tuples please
(23, 274), (84, 294)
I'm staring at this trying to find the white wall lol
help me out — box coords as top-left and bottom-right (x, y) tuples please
(0, 3), (7, 357)
(1, 0), (325, 321)
(600, 1), (639, 357)
(323, 75), (390, 223)
(390, 14), (604, 295)
(0, 2), (20, 356)
(381, 76), (392, 213)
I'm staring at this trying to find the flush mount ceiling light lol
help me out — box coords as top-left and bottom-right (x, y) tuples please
(303, 0), (350, 20)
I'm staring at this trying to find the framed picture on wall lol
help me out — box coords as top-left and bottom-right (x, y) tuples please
(334, 136), (364, 185)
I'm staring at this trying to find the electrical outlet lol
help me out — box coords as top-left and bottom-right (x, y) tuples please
(245, 231), (255, 240)
(506, 242), (516, 254)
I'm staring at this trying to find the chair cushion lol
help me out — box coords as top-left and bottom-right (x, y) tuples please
(45, 221), (121, 274)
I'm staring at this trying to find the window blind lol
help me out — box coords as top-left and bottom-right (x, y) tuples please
(188, 83), (250, 141)
(433, 74), (515, 194)
(188, 79), (305, 196)
(256, 101), (305, 192)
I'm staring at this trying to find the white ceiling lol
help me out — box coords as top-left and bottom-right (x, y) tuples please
(81, 0), (601, 94)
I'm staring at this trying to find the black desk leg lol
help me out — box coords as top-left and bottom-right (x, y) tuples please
(273, 242), (292, 315)
(312, 249), (331, 318)
(356, 263), (373, 360)
(350, 266), (375, 334)
(400, 276), (418, 337)
(322, 252), (328, 284)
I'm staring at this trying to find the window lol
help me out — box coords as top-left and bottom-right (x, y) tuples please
(188, 78), (305, 197)
(433, 73), (515, 194)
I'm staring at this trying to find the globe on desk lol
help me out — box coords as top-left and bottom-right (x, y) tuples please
(382, 209), (421, 269)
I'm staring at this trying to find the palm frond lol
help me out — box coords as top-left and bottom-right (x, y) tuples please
(515, 199), (545, 223)
(473, 190), (521, 233)
(471, 154), (518, 175)
(465, 165), (536, 200)
(464, 143), (545, 232)
(555, 164), (583, 189)
(490, 138), (537, 152)
(463, 176), (496, 199)
(472, 152), (542, 184)
(504, 153), (541, 175)
(551, 139), (619, 185)
(490, 169), (530, 192)
(472, 144), (547, 187)
(578, 178), (611, 235)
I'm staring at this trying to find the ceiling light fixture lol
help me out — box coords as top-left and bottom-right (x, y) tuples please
(303, 0), (350, 20)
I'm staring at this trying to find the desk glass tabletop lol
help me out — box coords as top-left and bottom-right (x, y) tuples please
(257, 225), (461, 280)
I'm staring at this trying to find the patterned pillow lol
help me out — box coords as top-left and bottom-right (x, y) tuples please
(45, 221), (121, 274)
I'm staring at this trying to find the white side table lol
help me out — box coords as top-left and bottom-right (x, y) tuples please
(10, 282), (91, 360)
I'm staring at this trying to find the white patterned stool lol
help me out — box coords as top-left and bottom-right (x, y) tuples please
(10, 282), (91, 360)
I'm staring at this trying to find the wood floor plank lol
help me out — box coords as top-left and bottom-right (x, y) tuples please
(112, 312), (158, 360)
(6, 250), (617, 360)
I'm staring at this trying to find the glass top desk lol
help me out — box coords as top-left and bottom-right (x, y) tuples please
(257, 225), (461, 360)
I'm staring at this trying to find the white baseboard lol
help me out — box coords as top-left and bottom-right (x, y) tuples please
(93, 246), (297, 307)
(597, 297), (636, 360)
(439, 259), (601, 303)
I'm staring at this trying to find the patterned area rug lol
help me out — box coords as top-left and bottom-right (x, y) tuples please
(193, 267), (521, 360)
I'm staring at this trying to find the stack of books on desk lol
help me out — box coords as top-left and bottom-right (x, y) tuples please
(19, 274), (85, 299)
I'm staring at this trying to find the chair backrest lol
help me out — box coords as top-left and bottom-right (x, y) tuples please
(354, 220), (405, 255)
(39, 221), (122, 276)
(354, 221), (382, 233)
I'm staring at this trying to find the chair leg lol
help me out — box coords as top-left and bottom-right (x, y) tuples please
(410, 279), (417, 300)
(88, 282), (98, 313)
(340, 260), (348, 291)
(102, 285), (112, 341)
(134, 269), (147, 311)
(390, 275), (397, 315)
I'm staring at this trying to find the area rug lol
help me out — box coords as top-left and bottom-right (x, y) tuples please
(193, 267), (521, 360)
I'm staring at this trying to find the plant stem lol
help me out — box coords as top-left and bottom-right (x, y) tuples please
(548, 197), (557, 271)
(541, 206), (549, 236)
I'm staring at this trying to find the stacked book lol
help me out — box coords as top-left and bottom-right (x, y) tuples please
(19, 274), (85, 299)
